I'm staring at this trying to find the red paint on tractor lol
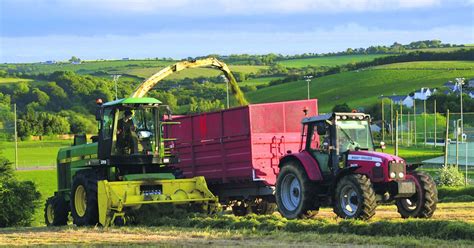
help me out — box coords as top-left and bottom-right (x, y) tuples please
(166, 99), (318, 186)
(348, 150), (405, 183)
(281, 151), (324, 181)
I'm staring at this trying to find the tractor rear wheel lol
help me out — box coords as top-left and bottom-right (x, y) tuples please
(44, 195), (69, 226)
(396, 171), (437, 218)
(276, 163), (318, 219)
(334, 174), (376, 220)
(70, 170), (99, 226)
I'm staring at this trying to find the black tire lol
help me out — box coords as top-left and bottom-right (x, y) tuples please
(251, 199), (277, 215)
(44, 195), (69, 226)
(70, 170), (99, 226)
(276, 163), (318, 219)
(396, 171), (437, 218)
(333, 174), (376, 220)
(232, 201), (249, 216)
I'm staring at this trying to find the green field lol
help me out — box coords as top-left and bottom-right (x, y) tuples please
(246, 61), (474, 112)
(115, 65), (267, 80)
(0, 77), (33, 84)
(278, 54), (388, 68)
(240, 76), (283, 86)
(375, 60), (474, 69)
(15, 170), (57, 226)
(1, 140), (71, 167)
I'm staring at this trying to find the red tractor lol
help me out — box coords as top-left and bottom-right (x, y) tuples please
(276, 112), (437, 220)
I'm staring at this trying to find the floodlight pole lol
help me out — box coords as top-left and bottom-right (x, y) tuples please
(112, 75), (122, 100)
(457, 78), (465, 142)
(14, 103), (18, 170)
(304, 75), (313, 100)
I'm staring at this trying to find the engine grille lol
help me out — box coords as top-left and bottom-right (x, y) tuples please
(389, 162), (405, 179)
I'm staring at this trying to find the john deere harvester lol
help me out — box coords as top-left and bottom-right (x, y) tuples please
(44, 58), (246, 227)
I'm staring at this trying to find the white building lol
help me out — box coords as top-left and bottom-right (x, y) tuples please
(385, 95), (414, 108)
(413, 87), (435, 100)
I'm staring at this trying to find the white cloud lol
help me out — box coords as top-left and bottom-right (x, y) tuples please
(1, 23), (472, 62)
(57, 0), (445, 14)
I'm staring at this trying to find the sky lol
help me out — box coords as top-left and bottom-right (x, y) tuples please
(0, 0), (473, 63)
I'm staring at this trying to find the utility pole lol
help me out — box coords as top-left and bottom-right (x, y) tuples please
(413, 99), (417, 146)
(390, 99), (394, 145)
(304, 75), (313, 100)
(112, 75), (121, 100)
(434, 99), (437, 148)
(400, 104), (403, 145)
(14, 103), (18, 170)
(381, 97), (385, 141)
(424, 99), (427, 147)
(226, 78), (230, 109)
(456, 78), (465, 142)
(443, 109), (449, 167)
(395, 111), (399, 156)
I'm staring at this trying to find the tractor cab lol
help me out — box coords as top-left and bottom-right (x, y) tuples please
(302, 112), (378, 178)
(95, 97), (178, 167)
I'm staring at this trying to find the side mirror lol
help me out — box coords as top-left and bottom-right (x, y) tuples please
(95, 108), (103, 121)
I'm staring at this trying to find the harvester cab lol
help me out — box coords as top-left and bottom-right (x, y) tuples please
(44, 97), (218, 227)
(94, 97), (177, 167)
(276, 112), (437, 220)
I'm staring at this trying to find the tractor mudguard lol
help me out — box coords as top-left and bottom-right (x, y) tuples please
(280, 151), (323, 181)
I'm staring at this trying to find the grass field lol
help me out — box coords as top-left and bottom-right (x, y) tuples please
(277, 54), (388, 68)
(0, 77), (33, 84)
(246, 61), (474, 112)
(375, 60), (474, 69)
(0, 140), (71, 167)
(115, 65), (267, 80)
(240, 76), (283, 86)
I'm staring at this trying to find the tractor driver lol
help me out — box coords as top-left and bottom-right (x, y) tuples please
(117, 110), (139, 154)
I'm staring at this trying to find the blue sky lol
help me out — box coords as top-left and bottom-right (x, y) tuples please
(0, 0), (473, 62)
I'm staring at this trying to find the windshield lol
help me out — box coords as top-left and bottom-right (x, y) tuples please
(336, 120), (374, 153)
(115, 108), (157, 155)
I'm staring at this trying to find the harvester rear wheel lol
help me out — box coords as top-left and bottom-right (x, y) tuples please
(70, 170), (99, 226)
(333, 174), (376, 220)
(276, 163), (318, 219)
(396, 171), (437, 218)
(44, 195), (69, 226)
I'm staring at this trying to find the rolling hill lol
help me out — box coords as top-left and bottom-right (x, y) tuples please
(245, 61), (474, 112)
(277, 54), (389, 68)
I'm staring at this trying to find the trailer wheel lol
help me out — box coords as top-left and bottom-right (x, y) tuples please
(251, 198), (277, 215)
(70, 170), (99, 226)
(333, 174), (376, 220)
(276, 163), (317, 219)
(44, 195), (69, 226)
(396, 171), (437, 218)
(231, 201), (249, 216)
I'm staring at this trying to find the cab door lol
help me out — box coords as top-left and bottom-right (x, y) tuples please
(98, 108), (115, 159)
(306, 122), (333, 178)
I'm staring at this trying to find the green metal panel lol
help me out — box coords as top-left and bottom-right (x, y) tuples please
(57, 142), (98, 192)
(123, 173), (175, 181)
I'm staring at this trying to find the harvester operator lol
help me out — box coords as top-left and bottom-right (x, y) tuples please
(117, 110), (139, 154)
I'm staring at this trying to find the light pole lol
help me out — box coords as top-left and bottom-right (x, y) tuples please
(304, 75), (313, 100)
(456, 78), (465, 141)
(112, 75), (121, 100)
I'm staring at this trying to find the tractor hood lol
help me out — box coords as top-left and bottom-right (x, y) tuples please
(348, 150), (405, 164)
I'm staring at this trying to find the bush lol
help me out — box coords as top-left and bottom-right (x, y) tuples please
(0, 157), (41, 227)
(436, 165), (465, 187)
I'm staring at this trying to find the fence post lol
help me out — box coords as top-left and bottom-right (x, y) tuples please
(395, 111), (399, 156)
(424, 99), (427, 147)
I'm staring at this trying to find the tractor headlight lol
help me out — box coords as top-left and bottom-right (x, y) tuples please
(390, 172), (396, 179)
(398, 172), (404, 178)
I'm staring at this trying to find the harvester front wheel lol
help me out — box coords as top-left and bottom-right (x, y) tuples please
(334, 174), (376, 220)
(396, 171), (437, 218)
(44, 195), (69, 226)
(70, 170), (99, 226)
(276, 163), (318, 219)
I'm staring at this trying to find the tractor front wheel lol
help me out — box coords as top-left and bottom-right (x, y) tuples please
(396, 171), (437, 218)
(276, 163), (318, 219)
(334, 174), (376, 220)
(44, 195), (69, 226)
(70, 170), (99, 226)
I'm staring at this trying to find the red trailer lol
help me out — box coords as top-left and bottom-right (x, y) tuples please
(166, 99), (317, 211)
